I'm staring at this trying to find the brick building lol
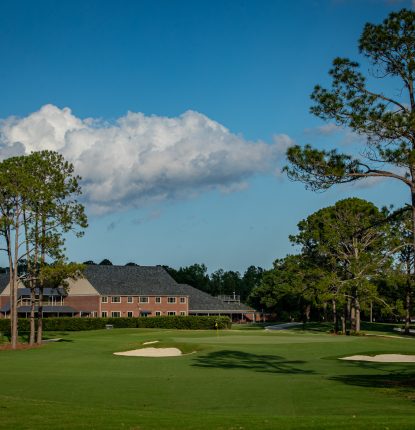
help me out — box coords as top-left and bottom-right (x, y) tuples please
(0, 265), (258, 321)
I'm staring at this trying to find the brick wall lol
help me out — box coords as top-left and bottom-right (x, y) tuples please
(100, 295), (189, 318)
(0, 295), (7, 316)
(64, 295), (100, 316)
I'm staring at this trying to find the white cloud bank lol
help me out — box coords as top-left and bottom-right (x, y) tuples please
(0, 105), (287, 214)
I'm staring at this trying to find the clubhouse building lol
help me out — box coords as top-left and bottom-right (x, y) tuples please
(0, 265), (258, 322)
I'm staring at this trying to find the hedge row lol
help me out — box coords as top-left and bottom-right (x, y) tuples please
(0, 315), (231, 333)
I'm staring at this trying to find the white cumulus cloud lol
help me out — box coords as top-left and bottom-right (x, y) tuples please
(0, 104), (284, 214)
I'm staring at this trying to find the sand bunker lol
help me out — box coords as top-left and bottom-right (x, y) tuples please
(114, 347), (182, 357)
(142, 340), (159, 345)
(340, 354), (415, 363)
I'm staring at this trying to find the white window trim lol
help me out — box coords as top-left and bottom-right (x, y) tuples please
(180, 297), (186, 304)
(101, 296), (108, 303)
(101, 311), (107, 317)
(155, 297), (161, 303)
(155, 311), (161, 316)
(111, 311), (121, 318)
(167, 297), (176, 304)
(127, 311), (133, 317)
(167, 311), (176, 316)
(111, 296), (121, 303)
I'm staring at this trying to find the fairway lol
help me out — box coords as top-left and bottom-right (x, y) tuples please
(1, 327), (415, 429)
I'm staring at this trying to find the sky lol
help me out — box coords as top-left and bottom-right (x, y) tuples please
(0, 0), (413, 272)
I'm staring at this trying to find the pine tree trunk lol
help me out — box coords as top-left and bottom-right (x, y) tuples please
(350, 301), (356, 333)
(347, 297), (352, 334)
(9, 268), (15, 348)
(11, 218), (20, 348)
(408, 188), (415, 334)
(405, 281), (411, 334)
(23, 209), (36, 345)
(304, 303), (311, 322)
(36, 216), (46, 345)
(342, 300), (347, 335)
(36, 289), (43, 345)
(29, 288), (36, 345)
(323, 302), (327, 321)
(355, 296), (360, 333)
(5, 225), (16, 348)
(332, 299), (338, 334)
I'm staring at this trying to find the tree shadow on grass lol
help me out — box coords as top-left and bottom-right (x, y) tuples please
(192, 350), (315, 375)
(330, 361), (415, 400)
(330, 372), (415, 400)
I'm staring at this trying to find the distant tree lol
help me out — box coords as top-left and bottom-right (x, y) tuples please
(209, 269), (243, 297)
(167, 264), (210, 292)
(249, 255), (325, 323)
(209, 269), (224, 296)
(291, 198), (392, 333)
(221, 271), (242, 296)
(386, 207), (415, 328)
(99, 259), (113, 266)
(241, 266), (264, 301)
(125, 262), (138, 266)
(83, 260), (96, 265)
(284, 9), (415, 334)
(165, 264), (263, 301)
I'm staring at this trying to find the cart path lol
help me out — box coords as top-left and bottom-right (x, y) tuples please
(265, 322), (303, 331)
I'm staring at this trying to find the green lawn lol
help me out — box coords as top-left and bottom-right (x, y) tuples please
(1, 326), (415, 429)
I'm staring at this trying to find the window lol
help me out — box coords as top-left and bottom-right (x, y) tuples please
(127, 296), (133, 303)
(101, 296), (108, 303)
(111, 311), (121, 318)
(111, 296), (121, 303)
(167, 297), (176, 304)
(101, 311), (107, 317)
(139, 297), (149, 303)
(155, 311), (161, 316)
(180, 297), (186, 304)
(155, 297), (161, 303)
(127, 311), (133, 318)
(167, 311), (176, 316)
(180, 311), (186, 316)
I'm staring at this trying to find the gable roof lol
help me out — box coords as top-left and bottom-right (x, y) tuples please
(0, 273), (9, 295)
(178, 284), (255, 313)
(84, 265), (181, 296)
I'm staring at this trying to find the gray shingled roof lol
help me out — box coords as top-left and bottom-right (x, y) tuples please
(178, 284), (255, 313)
(84, 265), (180, 296)
(0, 273), (9, 294)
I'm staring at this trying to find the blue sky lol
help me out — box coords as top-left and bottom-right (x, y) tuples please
(0, 0), (412, 272)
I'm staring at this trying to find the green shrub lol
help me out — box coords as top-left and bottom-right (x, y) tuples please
(0, 316), (231, 333)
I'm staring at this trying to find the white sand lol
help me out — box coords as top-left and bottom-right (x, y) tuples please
(114, 347), (182, 357)
(142, 340), (159, 345)
(340, 354), (415, 363)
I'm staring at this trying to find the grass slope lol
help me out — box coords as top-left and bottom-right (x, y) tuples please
(0, 326), (415, 429)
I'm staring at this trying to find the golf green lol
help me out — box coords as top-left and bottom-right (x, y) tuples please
(0, 327), (414, 429)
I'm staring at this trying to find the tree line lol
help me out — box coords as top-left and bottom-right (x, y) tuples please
(248, 198), (413, 334)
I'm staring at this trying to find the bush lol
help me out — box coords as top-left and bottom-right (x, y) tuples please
(0, 315), (231, 333)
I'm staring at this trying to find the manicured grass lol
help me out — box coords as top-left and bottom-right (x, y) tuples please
(1, 326), (415, 429)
